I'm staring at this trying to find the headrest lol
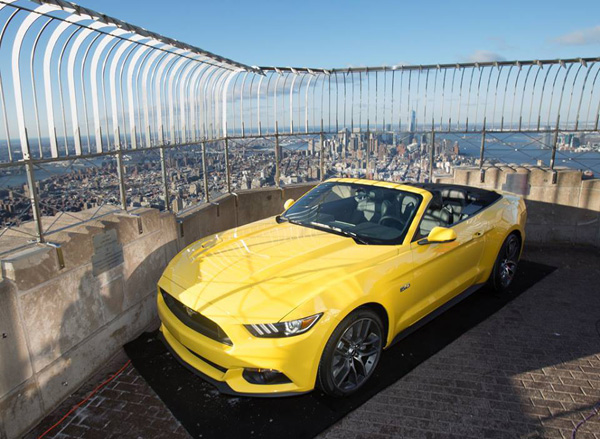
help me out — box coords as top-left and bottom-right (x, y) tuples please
(357, 191), (383, 215)
(357, 199), (376, 213)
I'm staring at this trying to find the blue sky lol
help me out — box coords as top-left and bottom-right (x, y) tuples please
(73, 0), (600, 68)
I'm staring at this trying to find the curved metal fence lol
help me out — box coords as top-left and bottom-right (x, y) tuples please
(0, 0), (599, 248)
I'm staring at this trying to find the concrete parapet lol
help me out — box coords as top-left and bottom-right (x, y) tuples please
(283, 183), (315, 204)
(235, 186), (284, 226)
(0, 208), (178, 438)
(437, 165), (600, 248)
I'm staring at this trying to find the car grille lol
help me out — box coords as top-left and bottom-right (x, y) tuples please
(160, 288), (233, 346)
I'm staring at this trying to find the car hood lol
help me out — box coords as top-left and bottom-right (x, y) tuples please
(160, 217), (398, 323)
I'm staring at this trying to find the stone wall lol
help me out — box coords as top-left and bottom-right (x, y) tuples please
(0, 208), (178, 439)
(0, 183), (315, 438)
(435, 165), (600, 248)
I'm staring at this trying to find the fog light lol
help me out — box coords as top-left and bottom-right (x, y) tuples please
(242, 368), (291, 385)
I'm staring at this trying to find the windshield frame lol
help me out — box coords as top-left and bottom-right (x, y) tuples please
(280, 182), (423, 245)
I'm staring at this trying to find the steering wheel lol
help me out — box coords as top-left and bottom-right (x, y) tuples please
(378, 216), (405, 229)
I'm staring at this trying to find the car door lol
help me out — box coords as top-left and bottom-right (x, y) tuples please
(395, 212), (486, 332)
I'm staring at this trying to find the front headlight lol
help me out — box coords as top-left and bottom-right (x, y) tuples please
(245, 313), (322, 338)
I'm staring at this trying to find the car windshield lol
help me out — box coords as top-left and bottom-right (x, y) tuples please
(281, 182), (422, 245)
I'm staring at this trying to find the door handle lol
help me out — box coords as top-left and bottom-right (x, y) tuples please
(473, 231), (483, 237)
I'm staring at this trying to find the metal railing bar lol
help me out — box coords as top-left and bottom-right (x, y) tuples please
(2, 0), (250, 71)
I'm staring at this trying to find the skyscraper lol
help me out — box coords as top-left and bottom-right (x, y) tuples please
(408, 110), (416, 143)
(542, 127), (552, 150)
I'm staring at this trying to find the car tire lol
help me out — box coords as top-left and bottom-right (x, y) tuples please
(489, 232), (521, 294)
(317, 308), (384, 397)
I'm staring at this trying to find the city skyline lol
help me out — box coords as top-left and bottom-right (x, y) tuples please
(2, 128), (598, 231)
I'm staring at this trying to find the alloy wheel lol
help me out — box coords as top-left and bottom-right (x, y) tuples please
(499, 234), (519, 288)
(330, 318), (382, 392)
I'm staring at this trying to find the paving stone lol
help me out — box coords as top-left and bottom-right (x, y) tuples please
(24, 351), (190, 439)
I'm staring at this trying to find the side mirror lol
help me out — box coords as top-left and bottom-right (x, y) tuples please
(418, 226), (457, 245)
(283, 198), (295, 210)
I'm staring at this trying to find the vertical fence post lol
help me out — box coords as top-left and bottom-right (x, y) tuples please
(202, 140), (210, 202)
(479, 118), (487, 183)
(159, 145), (170, 211)
(224, 137), (231, 193)
(429, 127), (435, 183)
(319, 119), (325, 181)
(365, 120), (370, 179)
(23, 129), (45, 243)
(549, 115), (560, 184)
(115, 128), (128, 212)
(274, 122), (281, 188)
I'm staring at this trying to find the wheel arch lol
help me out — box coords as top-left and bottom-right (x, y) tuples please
(506, 226), (524, 259)
(353, 302), (391, 347)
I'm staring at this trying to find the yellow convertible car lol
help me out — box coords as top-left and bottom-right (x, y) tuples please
(157, 178), (526, 397)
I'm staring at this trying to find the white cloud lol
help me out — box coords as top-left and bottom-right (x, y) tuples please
(554, 25), (600, 46)
(466, 50), (507, 63)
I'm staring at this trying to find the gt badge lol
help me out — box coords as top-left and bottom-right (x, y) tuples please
(400, 283), (411, 292)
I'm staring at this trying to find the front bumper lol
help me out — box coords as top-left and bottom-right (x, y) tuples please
(158, 330), (309, 397)
(157, 289), (331, 396)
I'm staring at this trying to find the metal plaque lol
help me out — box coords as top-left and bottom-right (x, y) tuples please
(92, 229), (124, 276)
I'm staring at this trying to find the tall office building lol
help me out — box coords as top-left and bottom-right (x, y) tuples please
(542, 128), (552, 149)
(408, 110), (416, 143)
